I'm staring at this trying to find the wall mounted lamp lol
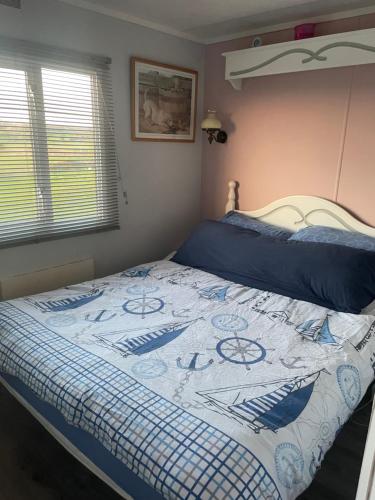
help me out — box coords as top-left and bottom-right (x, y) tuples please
(201, 110), (227, 144)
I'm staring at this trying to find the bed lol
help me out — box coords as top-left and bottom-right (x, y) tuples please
(1, 181), (375, 500)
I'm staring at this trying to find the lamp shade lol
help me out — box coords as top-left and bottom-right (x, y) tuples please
(201, 110), (221, 130)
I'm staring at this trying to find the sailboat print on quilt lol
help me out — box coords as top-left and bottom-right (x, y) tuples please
(95, 320), (196, 357)
(30, 289), (104, 313)
(199, 285), (230, 302)
(296, 316), (336, 345)
(198, 371), (323, 433)
(120, 266), (152, 278)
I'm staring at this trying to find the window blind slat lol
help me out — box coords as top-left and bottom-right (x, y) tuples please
(0, 37), (119, 247)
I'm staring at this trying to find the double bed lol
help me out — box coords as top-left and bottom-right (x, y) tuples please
(1, 181), (375, 500)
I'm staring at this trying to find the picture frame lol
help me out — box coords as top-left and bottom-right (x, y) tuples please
(131, 57), (198, 142)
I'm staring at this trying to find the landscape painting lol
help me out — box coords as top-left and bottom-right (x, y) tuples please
(131, 57), (197, 142)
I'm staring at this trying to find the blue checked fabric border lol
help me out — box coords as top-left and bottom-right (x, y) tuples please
(0, 302), (281, 500)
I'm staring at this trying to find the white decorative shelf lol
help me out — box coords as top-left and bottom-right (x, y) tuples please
(223, 27), (375, 90)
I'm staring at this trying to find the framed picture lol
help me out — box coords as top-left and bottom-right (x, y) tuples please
(131, 57), (198, 142)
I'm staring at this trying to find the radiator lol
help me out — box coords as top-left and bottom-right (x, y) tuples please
(0, 258), (95, 300)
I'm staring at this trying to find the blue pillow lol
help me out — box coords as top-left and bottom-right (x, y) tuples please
(172, 220), (375, 314)
(290, 225), (375, 252)
(221, 211), (292, 239)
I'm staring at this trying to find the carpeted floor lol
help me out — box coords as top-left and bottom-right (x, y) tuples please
(0, 384), (121, 500)
(0, 383), (372, 500)
(299, 387), (373, 500)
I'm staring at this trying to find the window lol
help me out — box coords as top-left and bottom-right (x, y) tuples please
(0, 38), (119, 247)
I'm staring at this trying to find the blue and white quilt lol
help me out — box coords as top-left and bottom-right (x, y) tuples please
(1, 259), (375, 500)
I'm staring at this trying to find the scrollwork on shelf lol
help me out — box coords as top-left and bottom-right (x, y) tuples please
(230, 41), (375, 78)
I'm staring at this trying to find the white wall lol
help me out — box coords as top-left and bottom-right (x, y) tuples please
(0, 0), (204, 279)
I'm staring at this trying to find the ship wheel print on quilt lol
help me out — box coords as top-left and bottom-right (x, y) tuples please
(211, 314), (266, 370)
(122, 285), (164, 319)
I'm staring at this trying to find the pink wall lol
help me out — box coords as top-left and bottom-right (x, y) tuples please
(201, 14), (375, 226)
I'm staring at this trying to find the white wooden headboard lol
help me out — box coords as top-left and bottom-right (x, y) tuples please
(225, 180), (375, 237)
(225, 180), (375, 500)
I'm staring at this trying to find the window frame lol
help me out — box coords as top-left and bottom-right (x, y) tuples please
(0, 46), (119, 248)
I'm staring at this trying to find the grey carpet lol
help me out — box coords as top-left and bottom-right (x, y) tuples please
(0, 383), (372, 500)
(0, 384), (121, 500)
(299, 387), (372, 500)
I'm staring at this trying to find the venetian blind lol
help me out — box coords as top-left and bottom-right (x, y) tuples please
(0, 36), (119, 247)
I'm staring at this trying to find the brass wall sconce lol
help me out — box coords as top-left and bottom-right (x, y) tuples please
(201, 110), (227, 144)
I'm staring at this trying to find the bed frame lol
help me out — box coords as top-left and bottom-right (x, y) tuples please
(226, 179), (375, 500)
(225, 180), (375, 237)
(1, 181), (374, 500)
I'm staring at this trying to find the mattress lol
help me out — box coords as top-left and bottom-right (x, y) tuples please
(0, 259), (374, 499)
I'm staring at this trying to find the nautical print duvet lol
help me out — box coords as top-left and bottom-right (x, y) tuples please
(0, 259), (374, 500)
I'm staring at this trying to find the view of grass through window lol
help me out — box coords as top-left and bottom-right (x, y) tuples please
(0, 66), (98, 224)
(0, 68), (37, 222)
(42, 68), (98, 221)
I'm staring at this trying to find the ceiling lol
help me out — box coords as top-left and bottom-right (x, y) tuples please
(60, 0), (375, 43)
